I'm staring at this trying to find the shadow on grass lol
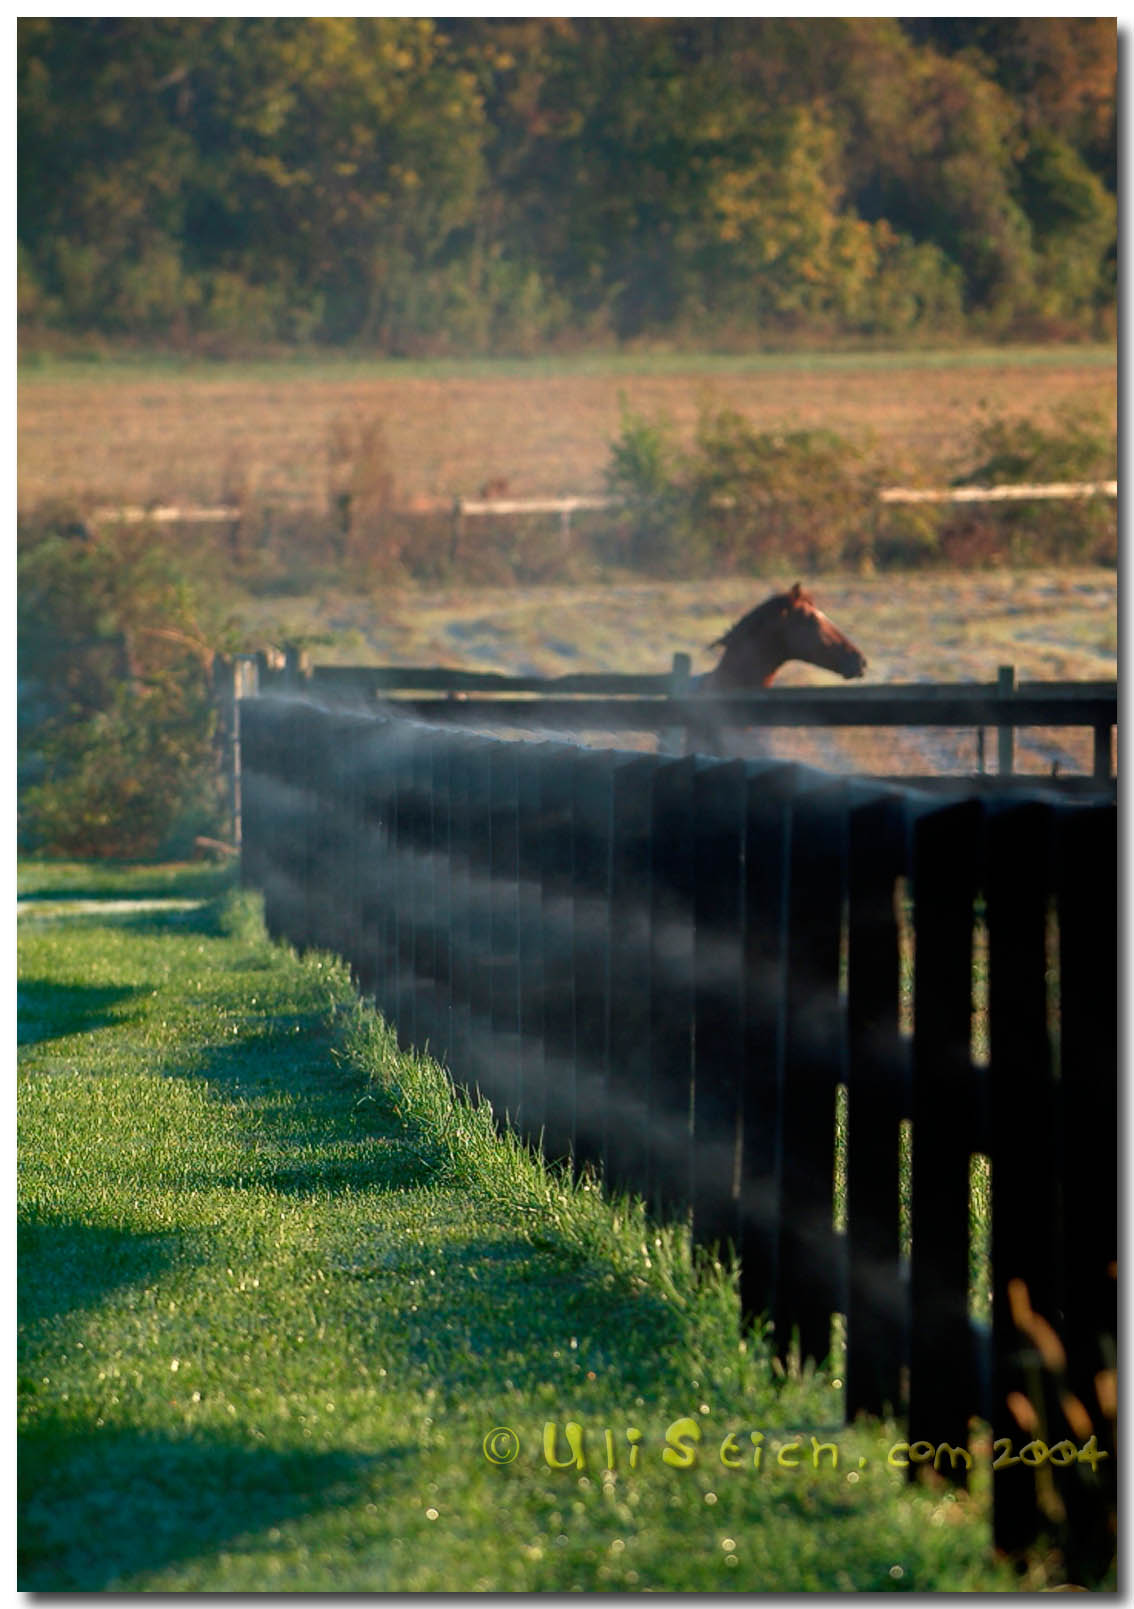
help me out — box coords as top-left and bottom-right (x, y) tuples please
(340, 1224), (691, 1405)
(175, 1032), (447, 1197)
(18, 1208), (196, 1330)
(17, 863), (237, 902)
(17, 980), (141, 1047)
(108, 902), (233, 939)
(174, 1034), (692, 1401)
(18, 1410), (408, 1591)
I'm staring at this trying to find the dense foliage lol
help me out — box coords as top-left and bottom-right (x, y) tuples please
(18, 520), (231, 857)
(19, 18), (1115, 353)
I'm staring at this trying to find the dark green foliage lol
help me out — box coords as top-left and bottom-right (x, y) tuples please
(18, 515), (230, 857)
(18, 19), (1116, 354)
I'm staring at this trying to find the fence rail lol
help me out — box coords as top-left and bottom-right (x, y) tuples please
(250, 653), (1117, 781)
(91, 477), (1118, 531)
(238, 695), (1116, 1579)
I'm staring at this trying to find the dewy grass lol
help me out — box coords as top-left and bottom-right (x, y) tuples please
(18, 870), (1024, 1591)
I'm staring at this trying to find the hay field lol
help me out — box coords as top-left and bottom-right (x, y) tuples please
(18, 346), (1116, 513)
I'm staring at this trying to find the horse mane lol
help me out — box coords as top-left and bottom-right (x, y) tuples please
(709, 582), (809, 652)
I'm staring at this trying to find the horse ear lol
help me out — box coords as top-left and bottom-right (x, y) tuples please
(789, 581), (802, 600)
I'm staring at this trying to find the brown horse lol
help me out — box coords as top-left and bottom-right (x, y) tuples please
(702, 581), (866, 690)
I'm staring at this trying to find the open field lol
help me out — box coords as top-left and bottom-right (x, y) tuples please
(18, 346), (1116, 513)
(237, 566), (1117, 778)
(18, 870), (1027, 1591)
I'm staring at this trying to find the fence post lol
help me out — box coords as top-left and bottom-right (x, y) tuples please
(229, 654), (260, 850)
(1093, 722), (1112, 780)
(284, 643), (312, 689)
(997, 665), (1015, 776)
(660, 652), (692, 756)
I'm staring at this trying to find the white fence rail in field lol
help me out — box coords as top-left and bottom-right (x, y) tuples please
(91, 479), (1117, 528)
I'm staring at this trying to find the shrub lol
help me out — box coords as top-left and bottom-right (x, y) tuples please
(687, 410), (876, 571)
(18, 512), (231, 858)
(603, 403), (877, 575)
(947, 402), (1117, 565)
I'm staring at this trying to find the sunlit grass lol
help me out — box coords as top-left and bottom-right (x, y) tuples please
(18, 867), (1025, 1591)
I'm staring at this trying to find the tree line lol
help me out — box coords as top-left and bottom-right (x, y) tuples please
(19, 18), (1116, 354)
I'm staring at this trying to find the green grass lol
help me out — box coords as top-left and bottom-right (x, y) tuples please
(18, 865), (1026, 1591)
(17, 342), (1116, 386)
(17, 858), (235, 902)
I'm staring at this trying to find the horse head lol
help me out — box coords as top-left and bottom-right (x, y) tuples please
(705, 582), (867, 690)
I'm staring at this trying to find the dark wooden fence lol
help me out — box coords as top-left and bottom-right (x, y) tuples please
(239, 693), (1116, 1581)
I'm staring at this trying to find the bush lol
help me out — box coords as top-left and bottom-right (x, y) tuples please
(603, 403), (876, 575)
(945, 402), (1117, 565)
(18, 512), (231, 858)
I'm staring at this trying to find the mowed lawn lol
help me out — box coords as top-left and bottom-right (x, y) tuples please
(17, 866), (1026, 1592)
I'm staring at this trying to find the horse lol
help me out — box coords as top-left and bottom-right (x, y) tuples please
(686, 582), (866, 756)
(702, 581), (867, 691)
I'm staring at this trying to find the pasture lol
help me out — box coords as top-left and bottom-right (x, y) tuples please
(17, 870), (1025, 1592)
(17, 346), (1116, 513)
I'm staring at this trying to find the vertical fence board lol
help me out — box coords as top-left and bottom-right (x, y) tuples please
(337, 716), (365, 985)
(365, 720), (400, 1010)
(539, 747), (578, 1163)
(429, 734), (453, 1068)
(691, 758), (746, 1255)
(736, 761), (797, 1327)
(410, 730), (438, 1056)
(446, 738), (474, 1086)
(1053, 802), (1118, 1583)
(986, 801), (1065, 1549)
(907, 799), (983, 1475)
(572, 752), (615, 1174)
(775, 781), (847, 1366)
(605, 756), (656, 1203)
(463, 741), (494, 1104)
(649, 757), (696, 1222)
(515, 743), (546, 1138)
(487, 743), (521, 1120)
(845, 791), (909, 1419)
(392, 727), (421, 1048)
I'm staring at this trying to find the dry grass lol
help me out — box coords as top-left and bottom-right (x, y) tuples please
(18, 348), (1116, 514)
